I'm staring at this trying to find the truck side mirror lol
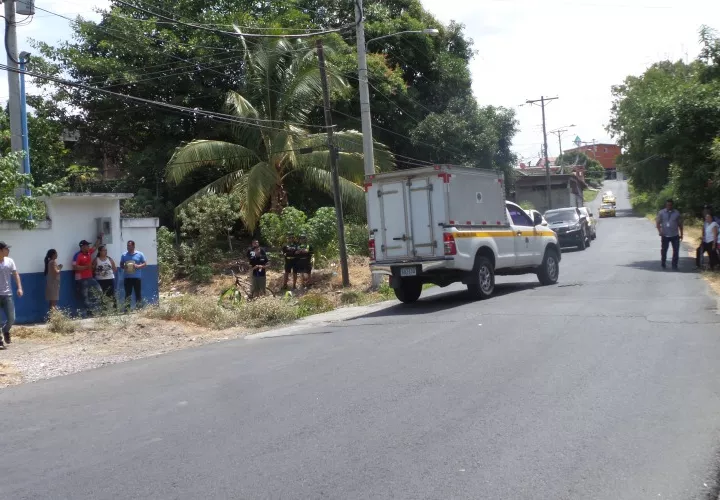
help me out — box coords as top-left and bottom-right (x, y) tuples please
(533, 213), (543, 226)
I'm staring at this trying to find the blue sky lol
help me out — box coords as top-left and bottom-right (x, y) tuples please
(3, 0), (720, 163)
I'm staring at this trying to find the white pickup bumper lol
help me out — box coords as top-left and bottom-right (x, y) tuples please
(369, 257), (455, 276)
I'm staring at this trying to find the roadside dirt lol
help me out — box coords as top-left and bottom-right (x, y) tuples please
(0, 257), (378, 389)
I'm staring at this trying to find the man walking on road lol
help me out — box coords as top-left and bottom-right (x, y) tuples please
(656, 199), (683, 270)
(0, 241), (23, 349)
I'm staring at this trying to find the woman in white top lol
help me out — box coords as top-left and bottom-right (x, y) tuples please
(698, 212), (719, 270)
(93, 245), (117, 310)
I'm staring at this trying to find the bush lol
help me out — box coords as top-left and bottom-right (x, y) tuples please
(345, 224), (369, 256)
(259, 207), (308, 248)
(296, 293), (335, 317)
(238, 297), (299, 327)
(145, 295), (243, 330)
(47, 309), (76, 334)
(156, 226), (178, 284)
(178, 194), (241, 281)
(340, 290), (363, 305)
(145, 295), (299, 330)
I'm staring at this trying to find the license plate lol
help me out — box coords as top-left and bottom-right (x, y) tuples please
(400, 267), (417, 277)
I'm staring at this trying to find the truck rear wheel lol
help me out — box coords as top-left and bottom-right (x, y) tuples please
(394, 278), (422, 304)
(537, 248), (560, 285)
(467, 256), (495, 300)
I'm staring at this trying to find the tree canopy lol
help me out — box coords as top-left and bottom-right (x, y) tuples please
(28, 0), (518, 224)
(608, 26), (720, 212)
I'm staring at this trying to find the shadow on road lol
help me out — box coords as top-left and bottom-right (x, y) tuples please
(615, 208), (643, 218)
(358, 282), (539, 317)
(622, 257), (697, 274)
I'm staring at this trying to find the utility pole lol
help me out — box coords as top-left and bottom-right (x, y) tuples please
(316, 39), (350, 287)
(354, 0), (383, 287)
(525, 96), (558, 210)
(4, 0), (23, 168)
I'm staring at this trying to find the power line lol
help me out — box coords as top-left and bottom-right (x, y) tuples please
(1, 64), (328, 133)
(113, 0), (356, 39)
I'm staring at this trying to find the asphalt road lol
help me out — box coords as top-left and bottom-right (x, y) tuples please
(3, 180), (720, 500)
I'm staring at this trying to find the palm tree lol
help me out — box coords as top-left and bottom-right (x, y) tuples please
(166, 37), (394, 230)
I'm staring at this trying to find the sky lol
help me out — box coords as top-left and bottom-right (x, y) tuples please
(2, 0), (720, 164)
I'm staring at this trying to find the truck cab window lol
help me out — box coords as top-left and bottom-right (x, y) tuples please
(507, 206), (534, 227)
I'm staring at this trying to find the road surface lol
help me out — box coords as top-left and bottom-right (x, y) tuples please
(3, 180), (720, 499)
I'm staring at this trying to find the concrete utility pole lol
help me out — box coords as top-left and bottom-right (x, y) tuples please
(526, 96), (558, 210)
(316, 39), (350, 287)
(353, 0), (374, 179)
(4, 0), (23, 168)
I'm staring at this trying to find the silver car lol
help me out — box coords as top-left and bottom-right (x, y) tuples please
(578, 207), (597, 240)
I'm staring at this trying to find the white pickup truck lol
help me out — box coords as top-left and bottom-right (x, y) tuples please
(366, 165), (561, 303)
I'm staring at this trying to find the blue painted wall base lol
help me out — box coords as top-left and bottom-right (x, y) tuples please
(11, 266), (159, 324)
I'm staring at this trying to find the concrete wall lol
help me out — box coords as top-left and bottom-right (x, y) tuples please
(0, 194), (158, 323)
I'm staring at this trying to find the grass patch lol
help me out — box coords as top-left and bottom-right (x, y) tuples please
(144, 294), (299, 330)
(144, 294), (245, 330)
(47, 309), (77, 335)
(583, 189), (598, 203)
(340, 290), (363, 305)
(422, 283), (435, 290)
(296, 294), (335, 318)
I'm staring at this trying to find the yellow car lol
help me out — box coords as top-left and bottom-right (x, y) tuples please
(598, 203), (616, 217)
(602, 191), (616, 205)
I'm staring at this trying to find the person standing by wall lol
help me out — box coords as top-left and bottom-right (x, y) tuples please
(120, 240), (147, 312)
(656, 199), (683, 270)
(93, 245), (117, 311)
(0, 242), (23, 349)
(44, 249), (62, 311)
(247, 239), (268, 298)
(72, 235), (103, 317)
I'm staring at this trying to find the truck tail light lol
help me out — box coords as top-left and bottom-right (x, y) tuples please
(369, 236), (376, 261)
(443, 233), (457, 256)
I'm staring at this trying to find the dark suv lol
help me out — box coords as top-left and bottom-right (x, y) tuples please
(543, 207), (590, 251)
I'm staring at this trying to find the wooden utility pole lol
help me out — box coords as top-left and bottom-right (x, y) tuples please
(316, 39), (350, 287)
(526, 96), (559, 210)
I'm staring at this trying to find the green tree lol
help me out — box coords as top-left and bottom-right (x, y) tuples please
(0, 101), (69, 186)
(0, 152), (60, 228)
(166, 37), (394, 230)
(556, 151), (605, 183)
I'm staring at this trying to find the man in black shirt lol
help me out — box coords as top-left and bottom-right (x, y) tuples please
(295, 234), (314, 288)
(282, 233), (298, 290)
(247, 239), (268, 298)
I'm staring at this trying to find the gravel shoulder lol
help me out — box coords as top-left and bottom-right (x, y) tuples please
(0, 316), (249, 388)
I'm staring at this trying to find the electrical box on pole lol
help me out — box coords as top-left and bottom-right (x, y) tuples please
(16, 0), (35, 16)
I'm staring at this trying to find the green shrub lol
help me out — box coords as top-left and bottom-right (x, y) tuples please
(238, 297), (299, 327)
(157, 226), (178, 284)
(518, 201), (535, 210)
(307, 207), (338, 257)
(297, 293), (335, 317)
(378, 282), (395, 300)
(47, 309), (76, 334)
(340, 290), (363, 305)
(345, 224), (369, 256)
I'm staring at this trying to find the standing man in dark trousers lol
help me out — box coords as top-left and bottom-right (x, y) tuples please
(656, 199), (683, 270)
(120, 240), (147, 312)
(0, 242), (22, 349)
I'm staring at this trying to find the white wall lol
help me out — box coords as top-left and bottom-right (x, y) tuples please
(0, 196), (158, 274)
(120, 218), (159, 264)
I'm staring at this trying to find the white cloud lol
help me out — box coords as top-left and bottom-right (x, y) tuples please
(420, 0), (720, 160)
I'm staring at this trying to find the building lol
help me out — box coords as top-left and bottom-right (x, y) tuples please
(513, 174), (587, 214)
(0, 193), (159, 324)
(562, 143), (621, 179)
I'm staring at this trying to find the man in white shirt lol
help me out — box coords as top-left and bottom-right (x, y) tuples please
(0, 241), (23, 349)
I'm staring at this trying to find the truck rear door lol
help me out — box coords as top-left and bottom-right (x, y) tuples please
(374, 176), (437, 261)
